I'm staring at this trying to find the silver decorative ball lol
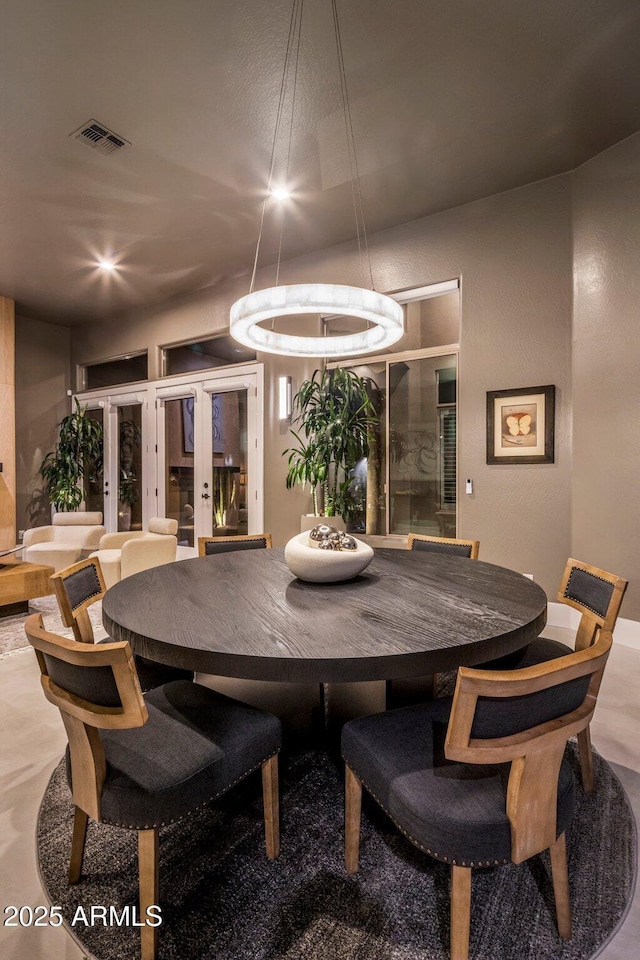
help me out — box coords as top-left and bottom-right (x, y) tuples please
(328, 532), (344, 548)
(318, 539), (335, 550)
(310, 523), (338, 542)
(341, 535), (358, 551)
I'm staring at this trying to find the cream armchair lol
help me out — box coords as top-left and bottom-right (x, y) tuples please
(22, 512), (106, 572)
(90, 517), (178, 589)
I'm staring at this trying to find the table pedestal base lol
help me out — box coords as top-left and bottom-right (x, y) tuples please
(195, 675), (389, 748)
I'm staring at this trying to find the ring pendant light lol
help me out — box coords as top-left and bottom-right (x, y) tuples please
(230, 0), (404, 358)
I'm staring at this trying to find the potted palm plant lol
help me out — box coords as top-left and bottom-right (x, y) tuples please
(39, 399), (104, 511)
(284, 367), (379, 528)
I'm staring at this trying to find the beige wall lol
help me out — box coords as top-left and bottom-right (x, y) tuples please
(572, 134), (640, 619)
(14, 137), (638, 619)
(70, 175), (573, 597)
(0, 297), (16, 550)
(15, 315), (71, 532)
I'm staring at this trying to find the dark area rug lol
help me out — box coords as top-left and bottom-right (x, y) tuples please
(37, 743), (636, 960)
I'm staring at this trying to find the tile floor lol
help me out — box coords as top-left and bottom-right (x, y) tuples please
(0, 626), (638, 960)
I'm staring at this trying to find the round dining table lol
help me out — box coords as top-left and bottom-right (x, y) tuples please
(102, 548), (547, 684)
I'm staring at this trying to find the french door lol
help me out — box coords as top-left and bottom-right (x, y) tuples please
(77, 365), (263, 543)
(155, 371), (263, 547)
(82, 390), (148, 533)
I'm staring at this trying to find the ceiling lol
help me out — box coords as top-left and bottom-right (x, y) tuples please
(2, 0), (640, 326)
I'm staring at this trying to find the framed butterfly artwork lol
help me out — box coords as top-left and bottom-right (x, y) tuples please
(486, 384), (555, 464)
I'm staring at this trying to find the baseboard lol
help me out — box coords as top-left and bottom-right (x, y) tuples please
(547, 601), (640, 651)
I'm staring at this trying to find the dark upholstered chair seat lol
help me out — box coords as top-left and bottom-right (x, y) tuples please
(66, 681), (281, 829)
(342, 699), (575, 866)
(97, 637), (193, 691)
(511, 636), (572, 667)
(477, 635), (573, 671)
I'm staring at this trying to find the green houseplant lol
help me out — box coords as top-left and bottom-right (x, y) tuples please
(117, 417), (142, 529)
(284, 367), (378, 523)
(39, 399), (104, 511)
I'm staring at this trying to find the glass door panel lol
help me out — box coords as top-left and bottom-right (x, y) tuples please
(211, 390), (248, 536)
(388, 354), (457, 536)
(344, 362), (386, 535)
(83, 406), (104, 516)
(164, 397), (195, 547)
(117, 404), (143, 532)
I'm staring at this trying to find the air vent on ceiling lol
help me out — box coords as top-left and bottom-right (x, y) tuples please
(70, 120), (131, 156)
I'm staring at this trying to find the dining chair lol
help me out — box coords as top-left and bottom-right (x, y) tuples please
(402, 533), (480, 702)
(479, 557), (627, 792)
(50, 557), (194, 691)
(24, 613), (281, 960)
(198, 533), (273, 555)
(407, 533), (480, 559)
(342, 628), (613, 960)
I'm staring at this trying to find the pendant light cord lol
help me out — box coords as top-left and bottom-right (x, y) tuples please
(276, 0), (305, 286)
(250, 0), (374, 294)
(331, 0), (374, 290)
(250, 0), (305, 293)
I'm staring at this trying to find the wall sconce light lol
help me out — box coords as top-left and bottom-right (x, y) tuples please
(278, 376), (293, 420)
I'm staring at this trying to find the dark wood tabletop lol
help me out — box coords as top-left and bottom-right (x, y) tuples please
(102, 548), (547, 684)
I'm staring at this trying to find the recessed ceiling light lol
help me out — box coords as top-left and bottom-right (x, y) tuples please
(270, 187), (291, 201)
(98, 259), (116, 272)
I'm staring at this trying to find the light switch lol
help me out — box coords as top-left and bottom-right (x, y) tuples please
(465, 478), (473, 495)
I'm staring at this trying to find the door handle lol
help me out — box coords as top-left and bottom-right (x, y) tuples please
(202, 493), (210, 500)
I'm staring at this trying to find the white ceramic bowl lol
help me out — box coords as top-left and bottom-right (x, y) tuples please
(284, 531), (374, 583)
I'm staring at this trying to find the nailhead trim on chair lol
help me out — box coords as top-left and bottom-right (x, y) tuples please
(564, 567), (615, 618)
(64, 563), (102, 611)
(99, 750), (280, 830)
(344, 759), (510, 868)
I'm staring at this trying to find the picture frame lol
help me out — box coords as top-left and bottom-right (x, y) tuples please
(486, 384), (555, 464)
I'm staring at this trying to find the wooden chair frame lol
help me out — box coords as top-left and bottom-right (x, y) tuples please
(345, 630), (613, 960)
(50, 556), (107, 644)
(407, 534), (480, 560)
(557, 557), (627, 649)
(25, 613), (279, 960)
(556, 558), (627, 791)
(197, 533), (273, 556)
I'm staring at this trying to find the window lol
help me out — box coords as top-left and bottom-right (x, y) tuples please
(162, 336), (256, 377)
(329, 281), (460, 537)
(81, 353), (148, 391)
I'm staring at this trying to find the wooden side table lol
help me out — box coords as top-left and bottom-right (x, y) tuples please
(0, 559), (55, 616)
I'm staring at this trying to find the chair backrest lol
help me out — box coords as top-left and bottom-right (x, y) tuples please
(51, 557), (107, 644)
(198, 533), (273, 556)
(121, 535), (177, 579)
(24, 613), (147, 820)
(53, 511), (103, 526)
(557, 558), (627, 650)
(445, 630), (612, 863)
(407, 533), (480, 560)
(147, 517), (178, 536)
